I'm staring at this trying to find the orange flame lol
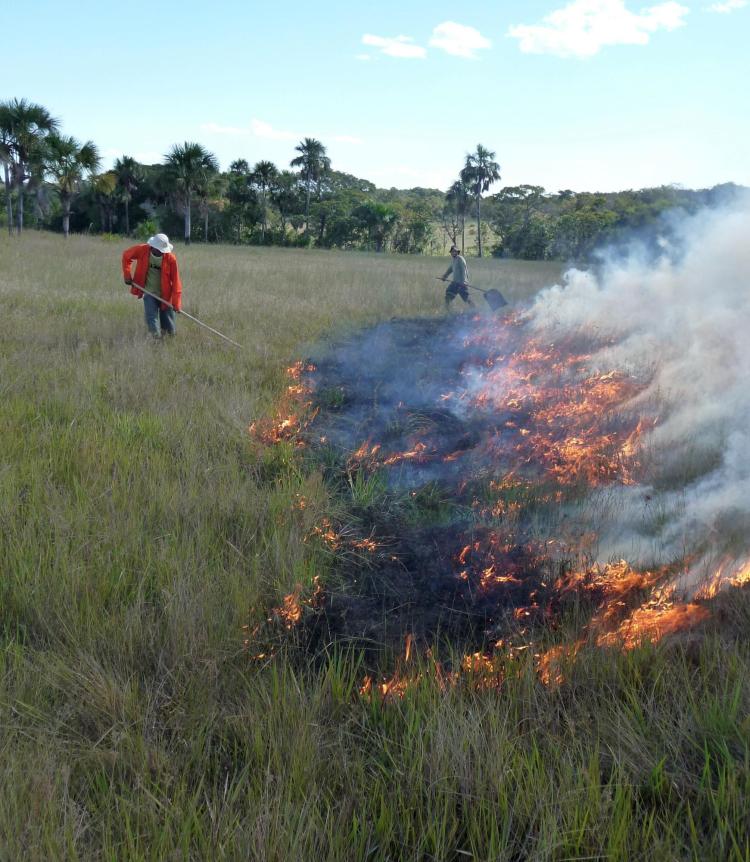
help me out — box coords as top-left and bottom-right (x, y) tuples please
(596, 601), (710, 650)
(249, 360), (317, 446)
(695, 556), (750, 600)
(272, 576), (323, 630)
(465, 326), (654, 487)
(536, 642), (582, 686)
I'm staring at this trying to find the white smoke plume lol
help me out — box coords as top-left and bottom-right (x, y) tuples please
(526, 197), (750, 579)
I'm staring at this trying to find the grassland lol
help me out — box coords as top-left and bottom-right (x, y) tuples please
(1, 232), (749, 861)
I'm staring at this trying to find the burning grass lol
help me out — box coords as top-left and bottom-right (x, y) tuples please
(252, 313), (750, 695)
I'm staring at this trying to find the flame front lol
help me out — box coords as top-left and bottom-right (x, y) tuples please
(249, 361), (317, 445)
(251, 316), (750, 698)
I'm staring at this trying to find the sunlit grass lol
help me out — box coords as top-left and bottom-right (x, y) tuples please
(1, 232), (749, 860)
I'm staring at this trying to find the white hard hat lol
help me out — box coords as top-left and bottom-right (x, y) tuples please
(148, 233), (173, 254)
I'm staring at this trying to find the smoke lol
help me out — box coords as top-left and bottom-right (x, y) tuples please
(304, 197), (750, 613)
(526, 197), (750, 572)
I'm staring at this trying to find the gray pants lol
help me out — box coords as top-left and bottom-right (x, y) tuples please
(445, 282), (472, 305)
(143, 293), (176, 337)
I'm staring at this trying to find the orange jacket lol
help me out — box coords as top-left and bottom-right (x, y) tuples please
(121, 244), (183, 311)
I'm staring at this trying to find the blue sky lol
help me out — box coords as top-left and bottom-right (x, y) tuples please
(4, 0), (748, 192)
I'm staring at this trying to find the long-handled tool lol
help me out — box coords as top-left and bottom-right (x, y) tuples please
(436, 277), (508, 311)
(129, 283), (244, 349)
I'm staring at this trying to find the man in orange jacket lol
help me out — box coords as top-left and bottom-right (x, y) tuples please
(122, 233), (183, 338)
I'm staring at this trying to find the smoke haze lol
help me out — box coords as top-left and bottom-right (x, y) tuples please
(526, 198), (750, 577)
(303, 198), (750, 619)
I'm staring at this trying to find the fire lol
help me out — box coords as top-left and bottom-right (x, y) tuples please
(277, 585), (304, 629)
(272, 576), (323, 630)
(453, 533), (541, 596)
(359, 637), (578, 700)
(543, 560), (719, 661)
(249, 414), (302, 445)
(252, 318), (750, 699)
(287, 361), (316, 380)
(249, 360), (318, 446)
(307, 517), (341, 551)
(349, 440), (381, 464)
(463, 323), (654, 487)
(307, 518), (384, 556)
(382, 441), (432, 466)
(347, 438), (437, 470)
(458, 544), (474, 565)
(695, 556), (750, 600)
(460, 651), (504, 689)
(596, 600), (710, 650)
(728, 561), (750, 588)
(361, 638), (504, 701)
(351, 537), (379, 552)
(479, 565), (521, 591)
(536, 642), (582, 686)
(360, 634), (424, 699)
(443, 449), (467, 462)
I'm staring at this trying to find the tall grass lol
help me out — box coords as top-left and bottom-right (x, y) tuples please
(1, 233), (749, 860)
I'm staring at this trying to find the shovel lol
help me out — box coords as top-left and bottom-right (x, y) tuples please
(436, 278), (508, 311)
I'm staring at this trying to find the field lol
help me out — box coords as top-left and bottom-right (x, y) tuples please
(1, 232), (749, 861)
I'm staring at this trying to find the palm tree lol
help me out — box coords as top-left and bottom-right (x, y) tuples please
(45, 135), (101, 237)
(0, 98), (58, 234)
(445, 178), (471, 251)
(164, 142), (219, 244)
(229, 158), (249, 175)
(290, 137), (330, 236)
(460, 144), (501, 257)
(226, 160), (255, 243)
(251, 160), (278, 242)
(114, 156), (142, 235)
(0, 122), (13, 235)
(93, 171), (119, 232)
(270, 170), (301, 239)
(195, 170), (223, 242)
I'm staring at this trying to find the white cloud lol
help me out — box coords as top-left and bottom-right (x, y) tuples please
(429, 21), (492, 58)
(134, 151), (164, 164)
(361, 33), (427, 59)
(707, 0), (747, 11)
(201, 119), (361, 146)
(250, 119), (298, 141)
(508, 0), (689, 58)
(200, 120), (295, 140)
(200, 122), (251, 136)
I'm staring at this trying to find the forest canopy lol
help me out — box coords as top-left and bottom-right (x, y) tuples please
(1, 98), (744, 259)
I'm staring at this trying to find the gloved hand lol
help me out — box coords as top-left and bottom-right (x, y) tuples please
(124, 277), (132, 285)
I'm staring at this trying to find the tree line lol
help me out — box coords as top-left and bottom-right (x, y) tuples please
(1, 98), (743, 259)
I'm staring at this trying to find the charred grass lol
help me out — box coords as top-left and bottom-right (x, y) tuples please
(1, 232), (749, 860)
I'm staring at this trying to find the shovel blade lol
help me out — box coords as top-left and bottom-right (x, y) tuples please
(484, 289), (508, 311)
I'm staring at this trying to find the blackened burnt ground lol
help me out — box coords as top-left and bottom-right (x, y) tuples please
(296, 316), (602, 656)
